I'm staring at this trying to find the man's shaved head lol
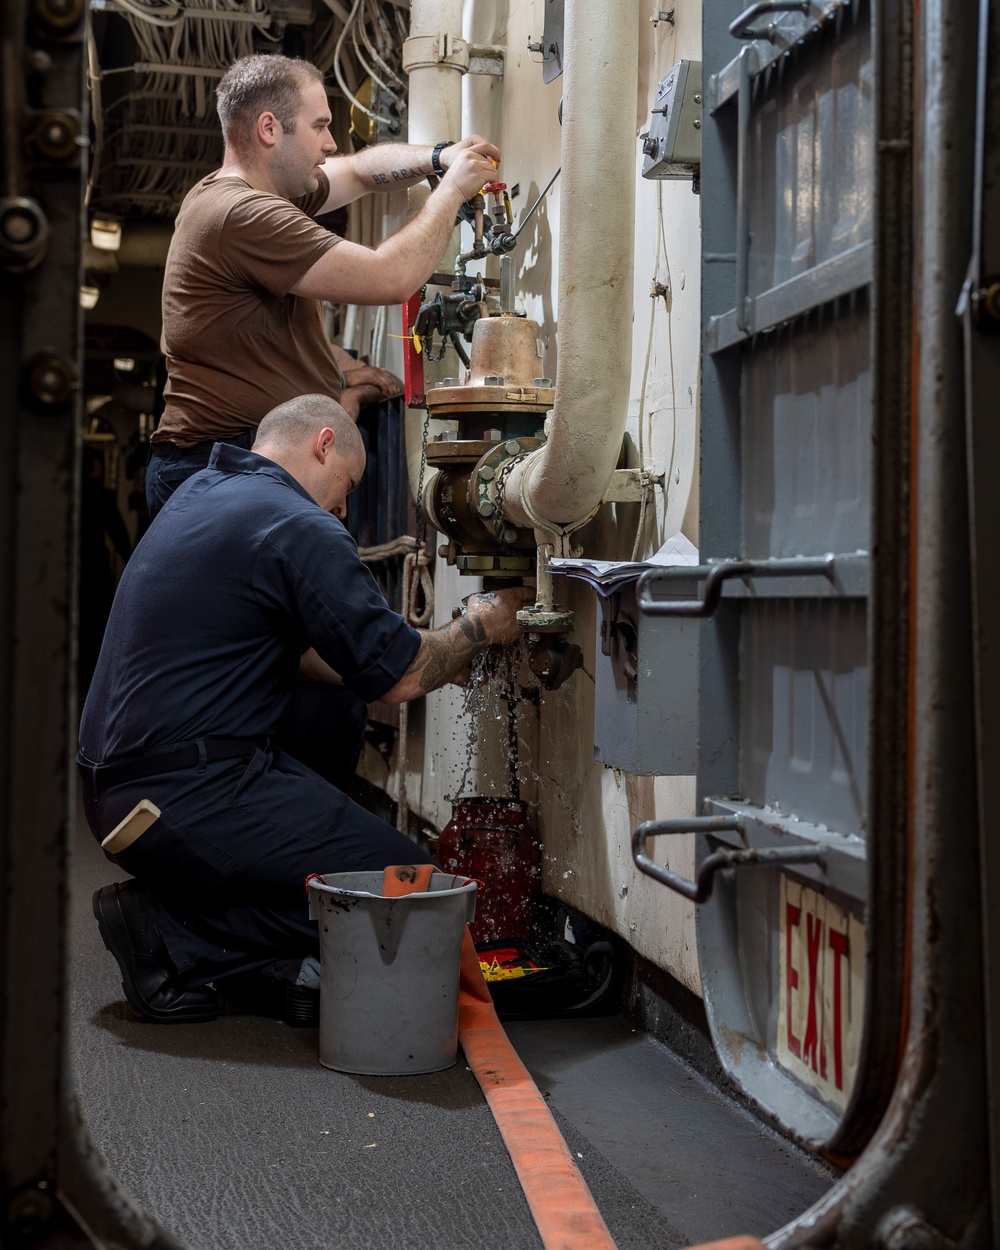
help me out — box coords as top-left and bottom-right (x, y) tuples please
(254, 394), (363, 462)
(253, 394), (365, 517)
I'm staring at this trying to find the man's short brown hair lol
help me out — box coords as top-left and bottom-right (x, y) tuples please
(216, 55), (325, 154)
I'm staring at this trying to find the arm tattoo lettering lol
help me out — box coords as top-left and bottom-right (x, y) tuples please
(372, 172), (389, 185)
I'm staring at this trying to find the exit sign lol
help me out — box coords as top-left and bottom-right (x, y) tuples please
(777, 876), (866, 1110)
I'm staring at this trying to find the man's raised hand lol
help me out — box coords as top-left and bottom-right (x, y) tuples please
(440, 142), (503, 202)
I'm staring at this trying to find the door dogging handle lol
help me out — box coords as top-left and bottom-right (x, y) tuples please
(632, 816), (825, 903)
(637, 553), (835, 617)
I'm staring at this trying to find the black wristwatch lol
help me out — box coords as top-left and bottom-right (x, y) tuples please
(431, 140), (455, 176)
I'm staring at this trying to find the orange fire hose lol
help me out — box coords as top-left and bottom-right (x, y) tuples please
(382, 865), (617, 1250)
(381, 866), (767, 1250)
(686, 1242), (766, 1250)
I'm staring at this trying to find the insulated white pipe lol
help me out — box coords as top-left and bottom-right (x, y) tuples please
(402, 0), (464, 502)
(500, 2), (639, 532)
(405, 0), (464, 148)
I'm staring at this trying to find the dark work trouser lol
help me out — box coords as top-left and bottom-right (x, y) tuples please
(145, 430), (256, 521)
(275, 681), (368, 793)
(81, 737), (433, 987)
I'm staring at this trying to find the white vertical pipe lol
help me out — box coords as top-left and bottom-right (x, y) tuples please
(402, 0), (465, 503)
(406, 0), (464, 149)
(501, 1), (640, 531)
(397, 0), (467, 827)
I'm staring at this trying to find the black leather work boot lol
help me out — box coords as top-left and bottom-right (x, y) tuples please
(217, 959), (319, 1027)
(93, 881), (219, 1023)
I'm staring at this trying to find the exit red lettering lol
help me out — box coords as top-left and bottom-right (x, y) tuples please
(829, 927), (849, 1090)
(786, 902), (802, 1057)
(802, 913), (826, 1077)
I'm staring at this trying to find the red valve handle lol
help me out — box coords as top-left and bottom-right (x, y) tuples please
(483, 181), (507, 193)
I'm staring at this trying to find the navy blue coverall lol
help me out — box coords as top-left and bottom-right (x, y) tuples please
(78, 444), (433, 987)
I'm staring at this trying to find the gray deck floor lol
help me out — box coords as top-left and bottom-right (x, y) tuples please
(69, 806), (834, 1250)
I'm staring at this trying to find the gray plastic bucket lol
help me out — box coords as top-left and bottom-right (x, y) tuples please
(307, 871), (477, 1076)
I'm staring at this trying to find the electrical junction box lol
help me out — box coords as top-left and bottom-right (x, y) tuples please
(592, 580), (699, 776)
(641, 60), (703, 180)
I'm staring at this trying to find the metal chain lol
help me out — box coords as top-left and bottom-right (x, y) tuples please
(414, 405), (431, 548)
(400, 405), (433, 627)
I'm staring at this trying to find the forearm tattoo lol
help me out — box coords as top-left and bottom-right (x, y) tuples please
(411, 611), (488, 693)
(370, 166), (431, 187)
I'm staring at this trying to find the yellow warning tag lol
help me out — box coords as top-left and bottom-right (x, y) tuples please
(479, 957), (551, 983)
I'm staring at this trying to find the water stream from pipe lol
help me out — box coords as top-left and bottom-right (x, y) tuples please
(450, 639), (532, 801)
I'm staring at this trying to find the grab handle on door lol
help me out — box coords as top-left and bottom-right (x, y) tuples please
(729, 0), (813, 42)
(735, 44), (754, 330)
(636, 554), (835, 617)
(632, 816), (825, 903)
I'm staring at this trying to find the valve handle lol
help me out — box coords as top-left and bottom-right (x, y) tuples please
(483, 181), (507, 194)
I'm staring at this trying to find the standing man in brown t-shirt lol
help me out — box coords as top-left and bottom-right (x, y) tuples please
(149, 52), (500, 518)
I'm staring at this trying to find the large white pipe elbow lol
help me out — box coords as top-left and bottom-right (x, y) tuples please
(501, 2), (639, 533)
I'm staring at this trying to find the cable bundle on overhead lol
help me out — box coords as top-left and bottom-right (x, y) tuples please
(88, 0), (409, 217)
(313, 0), (407, 137)
(89, 0), (290, 217)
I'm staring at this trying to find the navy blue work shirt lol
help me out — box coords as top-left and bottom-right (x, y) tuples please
(80, 444), (421, 762)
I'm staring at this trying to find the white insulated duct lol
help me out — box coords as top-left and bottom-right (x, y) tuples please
(500, 2), (639, 534)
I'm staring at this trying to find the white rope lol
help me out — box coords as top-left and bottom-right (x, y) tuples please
(394, 537), (435, 835)
(357, 534), (419, 562)
(403, 549), (435, 628)
(357, 534), (434, 628)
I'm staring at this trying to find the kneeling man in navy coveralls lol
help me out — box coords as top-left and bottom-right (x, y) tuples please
(78, 393), (531, 1025)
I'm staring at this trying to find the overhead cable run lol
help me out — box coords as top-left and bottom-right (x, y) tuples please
(86, 0), (408, 220)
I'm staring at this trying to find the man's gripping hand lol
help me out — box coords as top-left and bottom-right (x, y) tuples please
(344, 364), (403, 398)
(338, 365), (404, 421)
(463, 586), (534, 647)
(437, 135), (501, 173)
(439, 142), (504, 203)
(381, 585), (534, 704)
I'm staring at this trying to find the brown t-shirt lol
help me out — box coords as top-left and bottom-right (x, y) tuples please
(155, 170), (343, 446)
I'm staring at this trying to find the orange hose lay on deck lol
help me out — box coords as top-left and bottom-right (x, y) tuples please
(382, 865), (618, 1250)
(685, 1242), (766, 1250)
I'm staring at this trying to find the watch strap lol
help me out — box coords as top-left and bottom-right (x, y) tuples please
(431, 140), (455, 176)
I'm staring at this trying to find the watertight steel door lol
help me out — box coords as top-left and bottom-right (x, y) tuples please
(636, 0), (913, 1155)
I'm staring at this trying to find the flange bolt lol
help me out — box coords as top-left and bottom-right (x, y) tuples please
(34, 0), (84, 32)
(0, 198), (49, 271)
(7, 1186), (55, 1236)
(24, 353), (74, 408)
(33, 112), (79, 161)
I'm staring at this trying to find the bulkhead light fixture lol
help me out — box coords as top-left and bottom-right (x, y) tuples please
(90, 218), (121, 251)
